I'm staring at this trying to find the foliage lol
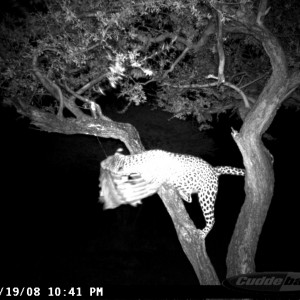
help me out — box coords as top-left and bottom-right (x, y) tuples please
(0, 0), (299, 128)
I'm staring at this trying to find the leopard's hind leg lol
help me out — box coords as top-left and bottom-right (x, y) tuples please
(197, 180), (218, 238)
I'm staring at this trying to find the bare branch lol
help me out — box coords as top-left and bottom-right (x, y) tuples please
(225, 81), (250, 108)
(162, 47), (190, 79)
(69, 74), (108, 103)
(162, 81), (219, 89)
(63, 80), (112, 121)
(216, 11), (225, 84)
(208, 75), (250, 108)
(32, 51), (64, 119)
(164, 76), (250, 108)
(240, 72), (270, 90)
(31, 49), (90, 119)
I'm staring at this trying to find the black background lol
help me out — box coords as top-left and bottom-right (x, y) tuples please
(1, 101), (299, 291)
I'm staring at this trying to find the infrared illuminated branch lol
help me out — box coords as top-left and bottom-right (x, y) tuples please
(163, 75), (250, 109)
(62, 80), (111, 121)
(162, 47), (190, 79)
(32, 51), (64, 119)
(216, 11), (225, 85)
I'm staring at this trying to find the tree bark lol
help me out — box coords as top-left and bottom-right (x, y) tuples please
(16, 107), (144, 154)
(226, 4), (300, 277)
(158, 185), (220, 285)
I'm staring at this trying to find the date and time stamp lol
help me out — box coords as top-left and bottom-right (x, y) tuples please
(0, 287), (103, 297)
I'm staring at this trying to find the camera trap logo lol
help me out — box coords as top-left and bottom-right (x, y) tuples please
(223, 272), (300, 293)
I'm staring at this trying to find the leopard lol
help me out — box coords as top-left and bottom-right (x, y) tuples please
(102, 149), (245, 238)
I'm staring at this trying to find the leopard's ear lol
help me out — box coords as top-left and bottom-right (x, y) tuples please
(100, 151), (125, 172)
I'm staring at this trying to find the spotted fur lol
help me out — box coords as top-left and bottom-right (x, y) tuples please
(106, 149), (244, 238)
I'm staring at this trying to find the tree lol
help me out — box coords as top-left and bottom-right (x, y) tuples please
(1, 0), (300, 285)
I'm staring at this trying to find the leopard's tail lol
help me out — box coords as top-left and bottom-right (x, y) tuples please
(214, 166), (245, 176)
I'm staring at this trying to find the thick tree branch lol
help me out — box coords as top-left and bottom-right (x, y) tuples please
(158, 186), (220, 285)
(27, 109), (144, 154)
(62, 80), (112, 121)
(32, 52), (64, 119)
(31, 49), (87, 119)
(163, 78), (250, 108)
(224, 0), (300, 277)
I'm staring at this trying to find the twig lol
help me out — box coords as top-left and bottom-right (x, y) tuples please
(162, 47), (190, 79)
(208, 75), (250, 108)
(240, 72), (269, 90)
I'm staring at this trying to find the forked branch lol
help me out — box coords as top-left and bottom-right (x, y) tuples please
(32, 51), (64, 119)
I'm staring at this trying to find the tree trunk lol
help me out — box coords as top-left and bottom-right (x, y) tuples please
(226, 14), (300, 276)
(227, 130), (274, 276)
